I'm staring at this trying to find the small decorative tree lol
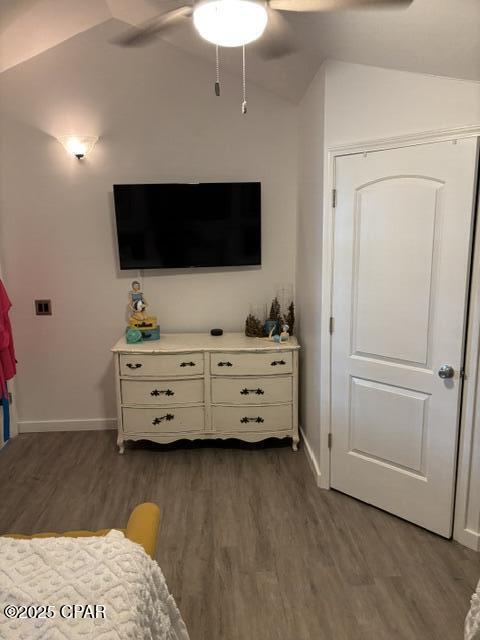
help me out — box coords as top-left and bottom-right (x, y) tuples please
(286, 301), (295, 335)
(269, 296), (281, 322)
(245, 313), (263, 338)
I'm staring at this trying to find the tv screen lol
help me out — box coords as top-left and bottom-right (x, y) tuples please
(113, 182), (261, 269)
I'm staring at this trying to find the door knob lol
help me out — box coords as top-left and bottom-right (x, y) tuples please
(438, 365), (455, 379)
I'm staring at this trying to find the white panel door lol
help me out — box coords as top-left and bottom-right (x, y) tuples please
(331, 138), (478, 537)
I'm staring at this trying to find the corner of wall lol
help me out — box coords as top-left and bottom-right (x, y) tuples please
(296, 61), (327, 485)
(300, 426), (322, 487)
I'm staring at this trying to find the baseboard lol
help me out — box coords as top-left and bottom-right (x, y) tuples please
(454, 526), (480, 552)
(18, 418), (117, 433)
(300, 426), (322, 487)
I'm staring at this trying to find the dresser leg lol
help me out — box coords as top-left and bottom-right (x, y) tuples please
(117, 440), (125, 455)
(292, 438), (299, 452)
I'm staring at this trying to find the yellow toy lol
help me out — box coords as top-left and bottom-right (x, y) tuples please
(128, 281), (157, 329)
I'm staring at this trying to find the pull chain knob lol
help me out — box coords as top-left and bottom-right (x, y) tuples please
(215, 45), (220, 96)
(241, 45), (247, 115)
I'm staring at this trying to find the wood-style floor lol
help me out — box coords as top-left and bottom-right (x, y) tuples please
(0, 432), (478, 640)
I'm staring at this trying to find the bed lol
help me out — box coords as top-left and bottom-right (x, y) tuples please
(2, 502), (161, 558)
(466, 579), (480, 640)
(0, 502), (190, 640)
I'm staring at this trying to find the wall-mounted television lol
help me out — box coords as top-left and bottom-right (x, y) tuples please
(113, 182), (261, 269)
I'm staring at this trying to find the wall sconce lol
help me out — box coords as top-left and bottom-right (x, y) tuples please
(58, 135), (98, 160)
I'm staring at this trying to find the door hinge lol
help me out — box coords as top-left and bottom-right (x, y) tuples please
(460, 368), (466, 379)
(329, 316), (335, 334)
(328, 433), (332, 449)
(332, 188), (337, 208)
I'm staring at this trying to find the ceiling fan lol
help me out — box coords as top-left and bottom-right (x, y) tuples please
(116, 0), (412, 58)
(115, 0), (412, 112)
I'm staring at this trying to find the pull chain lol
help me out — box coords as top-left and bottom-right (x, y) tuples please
(215, 45), (220, 96)
(242, 45), (247, 114)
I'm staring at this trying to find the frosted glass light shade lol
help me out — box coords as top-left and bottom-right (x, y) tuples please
(58, 135), (98, 159)
(193, 0), (268, 47)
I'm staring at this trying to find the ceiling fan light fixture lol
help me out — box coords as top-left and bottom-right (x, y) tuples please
(193, 0), (268, 47)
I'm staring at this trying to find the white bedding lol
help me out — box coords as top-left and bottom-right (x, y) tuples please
(466, 579), (480, 640)
(0, 529), (190, 640)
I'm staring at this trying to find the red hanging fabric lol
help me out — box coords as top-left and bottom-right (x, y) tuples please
(0, 279), (16, 396)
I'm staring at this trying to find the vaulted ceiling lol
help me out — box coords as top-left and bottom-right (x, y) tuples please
(1, 0), (479, 102)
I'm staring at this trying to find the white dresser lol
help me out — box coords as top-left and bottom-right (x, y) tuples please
(112, 332), (300, 453)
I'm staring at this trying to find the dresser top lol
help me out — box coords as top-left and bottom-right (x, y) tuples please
(112, 332), (300, 353)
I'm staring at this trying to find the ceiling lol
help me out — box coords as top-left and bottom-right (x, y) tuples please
(0, 0), (479, 102)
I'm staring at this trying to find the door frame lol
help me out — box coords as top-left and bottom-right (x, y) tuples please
(319, 125), (480, 548)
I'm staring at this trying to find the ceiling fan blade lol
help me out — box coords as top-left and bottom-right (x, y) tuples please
(253, 7), (298, 60)
(113, 5), (192, 47)
(269, 0), (412, 12)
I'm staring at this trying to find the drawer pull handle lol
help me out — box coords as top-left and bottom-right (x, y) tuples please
(218, 361), (233, 367)
(152, 414), (175, 425)
(126, 363), (143, 369)
(270, 360), (286, 366)
(240, 416), (265, 424)
(151, 389), (174, 397)
(240, 388), (265, 395)
(180, 361), (196, 367)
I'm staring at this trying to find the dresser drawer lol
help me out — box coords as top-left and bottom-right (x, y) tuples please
(121, 379), (204, 406)
(119, 353), (204, 377)
(211, 376), (292, 405)
(212, 404), (292, 432)
(122, 407), (204, 433)
(210, 352), (293, 376)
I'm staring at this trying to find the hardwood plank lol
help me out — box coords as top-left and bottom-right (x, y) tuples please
(0, 431), (478, 640)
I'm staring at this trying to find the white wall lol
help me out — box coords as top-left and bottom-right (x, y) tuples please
(296, 64), (326, 482)
(325, 61), (480, 145)
(296, 61), (480, 491)
(0, 21), (297, 430)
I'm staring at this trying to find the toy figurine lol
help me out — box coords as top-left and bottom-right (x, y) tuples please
(126, 281), (160, 341)
(129, 281), (149, 323)
(280, 320), (290, 342)
(269, 317), (289, 343)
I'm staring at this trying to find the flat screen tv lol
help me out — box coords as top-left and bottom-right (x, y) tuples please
(113, 182), (261, 269)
